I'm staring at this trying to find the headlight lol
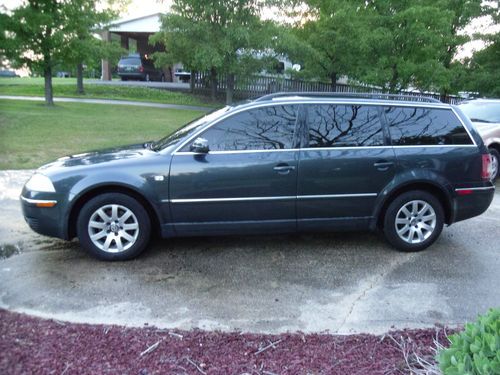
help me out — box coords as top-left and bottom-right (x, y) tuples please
(25, 173), (56, 192)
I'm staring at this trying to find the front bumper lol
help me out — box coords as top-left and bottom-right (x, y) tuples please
(20, 192), (66, 239)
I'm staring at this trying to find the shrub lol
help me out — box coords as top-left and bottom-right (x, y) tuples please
(438, 308), (500, 375)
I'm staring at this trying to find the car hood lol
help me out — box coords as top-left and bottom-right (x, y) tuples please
(38, 143), (155, 172)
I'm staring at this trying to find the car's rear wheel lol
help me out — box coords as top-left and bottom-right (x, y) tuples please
(489, 148), (499, 181)
(383, 190), (444, 252)
(77, 193), (151, 261)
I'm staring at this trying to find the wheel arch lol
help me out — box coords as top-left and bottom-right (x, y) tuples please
(375, 181), (453, 229)
(66, 184), (161, 240)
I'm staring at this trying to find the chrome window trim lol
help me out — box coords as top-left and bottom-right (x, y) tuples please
(170, 193), (378, 203)
(455, 186), (495, 192)
(20, 196), (58, 205)
(173, 144), (477, 156)
(171, 100), (455, 155)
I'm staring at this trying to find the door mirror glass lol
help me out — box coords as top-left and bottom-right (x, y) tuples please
(190, 137), (209, 153)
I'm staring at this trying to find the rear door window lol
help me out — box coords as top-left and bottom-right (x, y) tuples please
(190, 105), (299, 151)
(306, 104), (385, 148)
(384, 107), (473, 145)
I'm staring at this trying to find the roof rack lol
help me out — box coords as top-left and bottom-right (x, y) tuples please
(254, 92), (442, 104)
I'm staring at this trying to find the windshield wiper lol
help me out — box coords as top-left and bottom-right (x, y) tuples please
(469, 118), (493, 123)
(143, 141), (156, 151)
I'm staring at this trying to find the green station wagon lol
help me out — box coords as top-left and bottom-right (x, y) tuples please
(21, 93), (495, 260)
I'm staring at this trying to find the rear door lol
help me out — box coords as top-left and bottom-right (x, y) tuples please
(169, 104), (301, 235)
(297, 103), (397, 231)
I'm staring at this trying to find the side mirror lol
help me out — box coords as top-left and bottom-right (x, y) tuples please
(190, 137), (209, 153)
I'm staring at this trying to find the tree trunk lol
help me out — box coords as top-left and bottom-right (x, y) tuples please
(440, 91), (448, 103)
(44, 66), (54, 106)
(190, 70), (195, 93)
(226, 73), (235, 105)
(388, 64), (399, 94)
(210, 67), (217, 101)
(76, 63), (84, 94)
(330, 73), (338, 92)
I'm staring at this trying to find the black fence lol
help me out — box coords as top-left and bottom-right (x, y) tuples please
(193, 72), (460, 104)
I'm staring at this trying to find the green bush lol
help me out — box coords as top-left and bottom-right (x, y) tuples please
(438, 308), (500, 375)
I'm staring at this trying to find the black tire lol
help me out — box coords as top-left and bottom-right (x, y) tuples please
(383, 190), (444, 252)
(77, 193), (151, 261)
(489, 148), (499, 181)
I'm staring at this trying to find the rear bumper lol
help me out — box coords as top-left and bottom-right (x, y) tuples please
(117, 72), (145, 79)
(451, 185), (495, 223)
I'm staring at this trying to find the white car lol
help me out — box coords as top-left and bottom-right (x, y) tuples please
(458, 99), (500, 181)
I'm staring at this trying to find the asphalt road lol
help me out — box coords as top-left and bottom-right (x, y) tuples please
(1, 170), (499, 334)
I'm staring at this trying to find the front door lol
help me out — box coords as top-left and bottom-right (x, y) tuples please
(169, 104), (301, 236)
(297, 103), (397, 231)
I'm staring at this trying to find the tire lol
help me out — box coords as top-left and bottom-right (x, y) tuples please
(121, 76), (127, 81)
(383, 190), (444, 252)
(77, 193), (151, 261)
(489, 148), (499, 181)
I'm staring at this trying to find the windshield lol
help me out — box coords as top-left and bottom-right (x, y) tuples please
(152, 106), (232, 151)
(459, 101), (500, 123)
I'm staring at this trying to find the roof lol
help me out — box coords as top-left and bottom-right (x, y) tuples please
(108, 13), (163, 33)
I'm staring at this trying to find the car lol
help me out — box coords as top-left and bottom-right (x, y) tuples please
(458, 99), (500, 181)
(0, 70), (20, 78)
(20, 92), (495, 261)
(117, 54), (165, 82)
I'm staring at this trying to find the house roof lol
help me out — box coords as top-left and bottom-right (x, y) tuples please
(108, 13), (163, 33)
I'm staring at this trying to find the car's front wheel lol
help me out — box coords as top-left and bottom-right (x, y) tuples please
(77, 193), (151, 260)
(489, 148), (499, 181)
(383, 190), (444, 252)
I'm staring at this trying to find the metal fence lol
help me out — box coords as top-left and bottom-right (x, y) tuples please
(193, 72), (460, 104)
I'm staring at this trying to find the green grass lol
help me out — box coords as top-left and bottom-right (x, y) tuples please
(0, 99), (203, 169)
(0, 77), (218, 107)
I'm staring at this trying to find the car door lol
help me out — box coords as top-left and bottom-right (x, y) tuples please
(297, 103), (397, 231)
(169, 104), (301, 236)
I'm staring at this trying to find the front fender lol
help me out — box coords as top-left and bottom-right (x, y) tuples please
(62, 171), (166, 239)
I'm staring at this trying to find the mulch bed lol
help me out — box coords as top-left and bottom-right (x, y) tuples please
(0, 308), (453, 374)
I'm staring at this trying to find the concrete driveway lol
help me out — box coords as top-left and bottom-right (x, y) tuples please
(1, 170), (499, 334)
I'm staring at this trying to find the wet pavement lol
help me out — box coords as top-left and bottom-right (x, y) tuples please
(0, 170), (499, 334)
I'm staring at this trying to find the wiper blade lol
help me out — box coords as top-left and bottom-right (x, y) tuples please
(470, 118), (493, 123)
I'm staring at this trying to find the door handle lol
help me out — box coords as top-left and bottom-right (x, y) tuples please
(373, 160), (394, 171)
(273, 164), (296, 174)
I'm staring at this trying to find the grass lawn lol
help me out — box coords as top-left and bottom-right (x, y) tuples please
(0, 99), (203, 169)
(0, 77), (218, 108)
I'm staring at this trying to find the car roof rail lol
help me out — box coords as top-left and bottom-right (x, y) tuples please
(254, 92), (442, 104)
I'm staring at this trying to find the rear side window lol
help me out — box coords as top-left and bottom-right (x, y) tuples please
(306, 104), (385, 148)
(384, 107), (473, 145)
(195, 105), (298, 151)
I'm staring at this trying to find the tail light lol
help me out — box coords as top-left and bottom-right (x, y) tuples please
(139, 66), (144, 72)
(481, 154), (492, 181)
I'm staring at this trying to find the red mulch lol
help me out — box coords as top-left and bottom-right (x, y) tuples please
(0, 309), (452, 374)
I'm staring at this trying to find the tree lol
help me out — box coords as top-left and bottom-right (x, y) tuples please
(60, 0), (123, 94)
(151, 0), (276, 103)
(1, 0), (121, 105)
(284, 0), (368, 91)
(360, 0), (454, 93)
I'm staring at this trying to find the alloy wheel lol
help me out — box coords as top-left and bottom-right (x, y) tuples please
(87, 204), (139, 253)
(395, 200), (436, 244)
